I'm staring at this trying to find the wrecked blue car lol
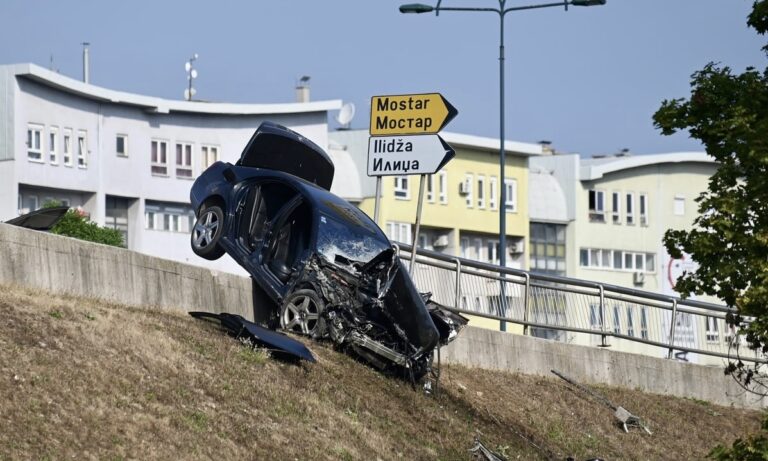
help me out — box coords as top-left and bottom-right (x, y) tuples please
(189, 121), (466, 380)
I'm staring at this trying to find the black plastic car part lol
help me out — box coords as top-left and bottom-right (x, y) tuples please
(236, 121), (334, 191)
(189, 311), (315, 362)
(5, 206), (69, 231)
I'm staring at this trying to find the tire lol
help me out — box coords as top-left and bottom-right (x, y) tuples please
(191, 205), (226, 260)
(280, 289), (325, 337)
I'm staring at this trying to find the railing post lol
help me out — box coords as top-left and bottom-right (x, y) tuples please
(453, 258), (462, 310)
(667, 299), (678, 359)
(599, 284), (608, 347)
(523, 273), (531, 335)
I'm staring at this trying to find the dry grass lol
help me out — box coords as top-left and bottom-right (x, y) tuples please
(0, 284), (762, 460)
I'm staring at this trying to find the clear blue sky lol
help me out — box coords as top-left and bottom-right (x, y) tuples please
(1, 0), (763, 156)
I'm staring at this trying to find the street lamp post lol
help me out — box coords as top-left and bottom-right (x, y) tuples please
(401, 0), (605, 331)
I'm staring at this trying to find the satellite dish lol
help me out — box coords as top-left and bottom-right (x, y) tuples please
(184, 89), (190, 100)
(190, 69), (198, 79)
(193, 53), (199, 60)
(185, 62), (191, 72)
(335, 103), (356, 129)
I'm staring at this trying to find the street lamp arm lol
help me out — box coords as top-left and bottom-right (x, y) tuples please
(401, 0), (605, 15)
(502, 1), (572, 14)
(434, 6), (502, 13)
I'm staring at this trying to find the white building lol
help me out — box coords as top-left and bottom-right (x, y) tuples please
(0, 63), (341, 274)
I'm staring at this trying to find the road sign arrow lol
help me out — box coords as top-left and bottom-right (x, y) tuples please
(370, 93), (458, 136)
(367, 134), (455, 177)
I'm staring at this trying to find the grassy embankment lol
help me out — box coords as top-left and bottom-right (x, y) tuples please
(0, 284), (761, 460)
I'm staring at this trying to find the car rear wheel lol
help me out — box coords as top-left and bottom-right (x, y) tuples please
(281, 289), (325, 337)
(191, 205), (225, 260)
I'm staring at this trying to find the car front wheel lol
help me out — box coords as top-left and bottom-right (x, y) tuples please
(281, 289), (325, 338)
(191, 205), (225, 260)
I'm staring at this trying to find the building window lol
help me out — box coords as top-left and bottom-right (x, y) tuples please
(201, 145), (219, 169)
(63, 129), (73, 166)
(626, 193), (635, 225)
(394, 176), (409, 199)
(589, 304), (601, 330)
(474, 238), (483, 261)
(145, 211), (156, 230)
(640, 307), (648, 339)
(706, 316), (720, 342)
(611, 191), (620, 224)
(464, 174), (473, 208)
(477, 176), (485, 209)
(386, 221), (412, 244)
(145, 201), (194, 233)
(460, 237), (470, 258)
(176, 142), (193, 178)
(426, 175), (434, 203)
(48, 127), (58, 165)
(27, 124), (43, 162)
(489, 176), (497, 210)
(612, 305), (621, 335)
(438, 171), (448, 204)
(116, 134), (128, 157)
(151, 140), (169, 176)
(639, 193), (648, 226)
(77, 131), (87, 168)
(613, 251), (623, 269)
(588, 189), (605, 222)
(579, 248), (656, 273)
(505, 178), (517, 213)
(626, 307), (635, 337)
(487, 240), (499, 265)
(530, 222), (566, 275)
(673, 195), (685, 216)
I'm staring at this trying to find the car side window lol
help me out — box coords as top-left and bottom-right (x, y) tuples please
(238, 182), (299, 251)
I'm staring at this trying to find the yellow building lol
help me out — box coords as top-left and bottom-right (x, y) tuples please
(328, 130), (543, 331)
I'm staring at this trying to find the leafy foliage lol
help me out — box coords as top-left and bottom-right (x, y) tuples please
(655, 2), (768, 457)
(709, 417), (768, 460)
(42, 200), (124, 248)
(654, 0), (768, 387)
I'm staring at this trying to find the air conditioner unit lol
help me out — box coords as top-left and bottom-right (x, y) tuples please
(633, 271), (645, 285)
(458, 180), (470, 195)
(508, 240), (524, 254)
(433, 235), (449, 248)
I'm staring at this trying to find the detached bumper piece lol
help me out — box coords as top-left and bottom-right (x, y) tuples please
(189, 311), (315, 363)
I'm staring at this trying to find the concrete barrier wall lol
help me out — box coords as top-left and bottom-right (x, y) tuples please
(0, 224), (253, 318)
(1, 224), (761, 408)
(443, 326), (765, 409)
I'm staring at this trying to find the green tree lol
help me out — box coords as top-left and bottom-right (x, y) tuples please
(654, 2), (768, 458)
(42, 200), (124, 248)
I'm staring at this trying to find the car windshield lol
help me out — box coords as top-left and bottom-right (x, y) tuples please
(316, 213), (391, 266)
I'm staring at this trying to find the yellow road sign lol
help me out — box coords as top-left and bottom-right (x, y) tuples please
(370, 93), (458, 136)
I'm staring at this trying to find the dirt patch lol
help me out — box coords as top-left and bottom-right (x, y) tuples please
(0, 284), (761, 460)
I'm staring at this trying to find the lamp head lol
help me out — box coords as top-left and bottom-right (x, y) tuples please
(399, 3), (434, 13)
(571, 0), (606, 6)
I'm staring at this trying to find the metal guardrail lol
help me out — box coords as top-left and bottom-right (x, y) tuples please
(394, 243), (763, 365)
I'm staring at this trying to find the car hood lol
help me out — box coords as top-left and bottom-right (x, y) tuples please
(236, 121), (334, 191)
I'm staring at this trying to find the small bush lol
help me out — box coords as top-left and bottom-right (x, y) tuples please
(43, 201), (124, 248)
(709, 416), (768, 460)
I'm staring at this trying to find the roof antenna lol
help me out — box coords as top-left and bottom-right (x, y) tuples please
(81, 42), (90, 83)
(185, 53), (199, 101)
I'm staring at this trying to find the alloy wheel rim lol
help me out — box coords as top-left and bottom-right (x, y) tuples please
(193, 210), (219, 249)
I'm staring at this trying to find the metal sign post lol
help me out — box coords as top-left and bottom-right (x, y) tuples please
(410, 174), (427, 276)
(373, 176), (382, 226)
